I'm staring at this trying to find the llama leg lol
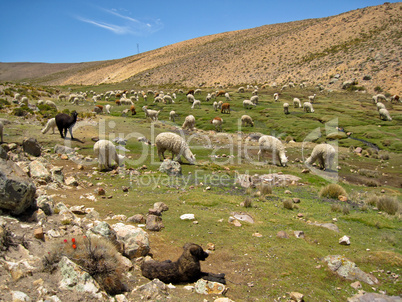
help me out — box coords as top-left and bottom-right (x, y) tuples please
(58, 126), (64, 138)
(68, 127), (74, 139)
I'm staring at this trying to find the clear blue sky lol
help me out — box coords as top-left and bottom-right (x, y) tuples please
(0, 0), (398, 63)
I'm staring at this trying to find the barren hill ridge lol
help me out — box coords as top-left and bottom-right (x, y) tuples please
(0, 2), (400, 94)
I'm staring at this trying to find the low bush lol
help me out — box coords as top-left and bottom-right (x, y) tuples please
(377, 196), (400, 215)
(43, 235), (126, 295)
(319, 183), (347, 199)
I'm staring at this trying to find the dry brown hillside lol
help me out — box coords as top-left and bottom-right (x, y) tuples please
(1, 2), (401, 94)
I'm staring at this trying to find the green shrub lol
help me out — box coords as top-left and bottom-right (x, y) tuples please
(374, 86), (383, 93)
(377, 196), (400, 215)
(319, 183), (347, 199)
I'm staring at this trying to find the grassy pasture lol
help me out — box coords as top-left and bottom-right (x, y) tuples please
(0, 83), (401, 301)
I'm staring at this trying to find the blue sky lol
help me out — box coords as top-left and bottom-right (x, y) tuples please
(0, 0), (398, 63)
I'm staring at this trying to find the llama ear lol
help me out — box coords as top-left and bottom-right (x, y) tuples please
(193, 154), (196, 158)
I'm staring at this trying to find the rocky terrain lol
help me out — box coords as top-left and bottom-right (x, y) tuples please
(0, 2), (401, 94)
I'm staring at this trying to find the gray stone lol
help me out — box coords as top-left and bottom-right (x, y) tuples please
(347, 292), (401, 302)
(154, 202), (169, 212)
(194, 279), (227, 295)
(127, 214), (146, 224)
(29, 160), (51, 181)
(0, 145), (7, 160)
(22, 137), (41, 157)
(159, 159), (182, 176)
(50, 166), (64, 184)
(54, 144), (74, 155)
(112, 223), (150, 259)
(58, 256), (102, 298)
(0, 159), (36, 215)
(36, 195), (54, 215)
(134, 279), (168, 301)
(324, 255), (379, 285)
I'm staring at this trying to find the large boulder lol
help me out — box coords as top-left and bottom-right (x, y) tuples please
(0, 159), (36, 215)
(22, 137), (41, 157)
(111, 223), (150, 259)
(324, 255), (378, 285)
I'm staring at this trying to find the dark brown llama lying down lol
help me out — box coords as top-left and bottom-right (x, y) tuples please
(141, 243), (226, 284)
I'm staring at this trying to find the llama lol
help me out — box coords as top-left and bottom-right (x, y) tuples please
(55, 111), (79, 139)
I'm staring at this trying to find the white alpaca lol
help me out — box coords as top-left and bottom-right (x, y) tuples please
(41, 118), (56, 134)
(308, 94), (316, 103)
(379, 108), (392, 121)
(257, 135), (288, 166)
(155, 132), (196, 164)
(241, 115), (254, 127)
(303, 102), (314, 113)
(250, 95), (259, 105)
(142, 106), (160, 121)
(293, 98), (302, 108)
(191, 100), (201, 109)
(243, 100), (256, 109)
(283, 103), (290, 115)
(93, 140), (125, 171)
(169, 110), (178, 122)
(105, 104), (111, 114)
(273, 93), (279, 102)
(182, 115), (195, 130)
(305, 143), (336, 170)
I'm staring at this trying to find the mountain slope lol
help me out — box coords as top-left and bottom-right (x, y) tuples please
(0, 2), (400, 94)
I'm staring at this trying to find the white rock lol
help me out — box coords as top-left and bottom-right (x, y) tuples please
(180, 214), (195, 220)
(339, 235), (351, 245)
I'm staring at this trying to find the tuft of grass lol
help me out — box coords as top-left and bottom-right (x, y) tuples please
(258, 183), (273, 196)
(42, 235), (126, 295)
(283, 199), (294, 210)
(319, 183), (347, 199)
(242, 196), (253, 208)
(365, 194), (379, 206)
(377, 196), (400, 215)
(331, 203), (342, 213)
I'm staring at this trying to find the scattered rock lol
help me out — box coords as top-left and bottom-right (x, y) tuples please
(127, 214), (146, 224)
(33, 227), (44, 240)
(292, 198), (301, 203)
(159, 159), (182, 176)
(22, 137), (41, 157)
(232, 213), (254, 224)
(133, 279), (168, 301)
(350, 281), (362, 289)
(54, 144), (74, 155)
(0, 159), (36, 215)
(347, 292), (401, 302)
(111, 223), (150, 259)
(146, 214), (164, 231)
(324, 255), (379, 285)
(339, 235), (351, 245)
(308, 222), (339, 232)
(294, 231), (305, 238)
(289, 292), (304, 302)
(277, 231), (289, 239)
(194, 279), (227, 295)
(180, 214), (195, 220)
